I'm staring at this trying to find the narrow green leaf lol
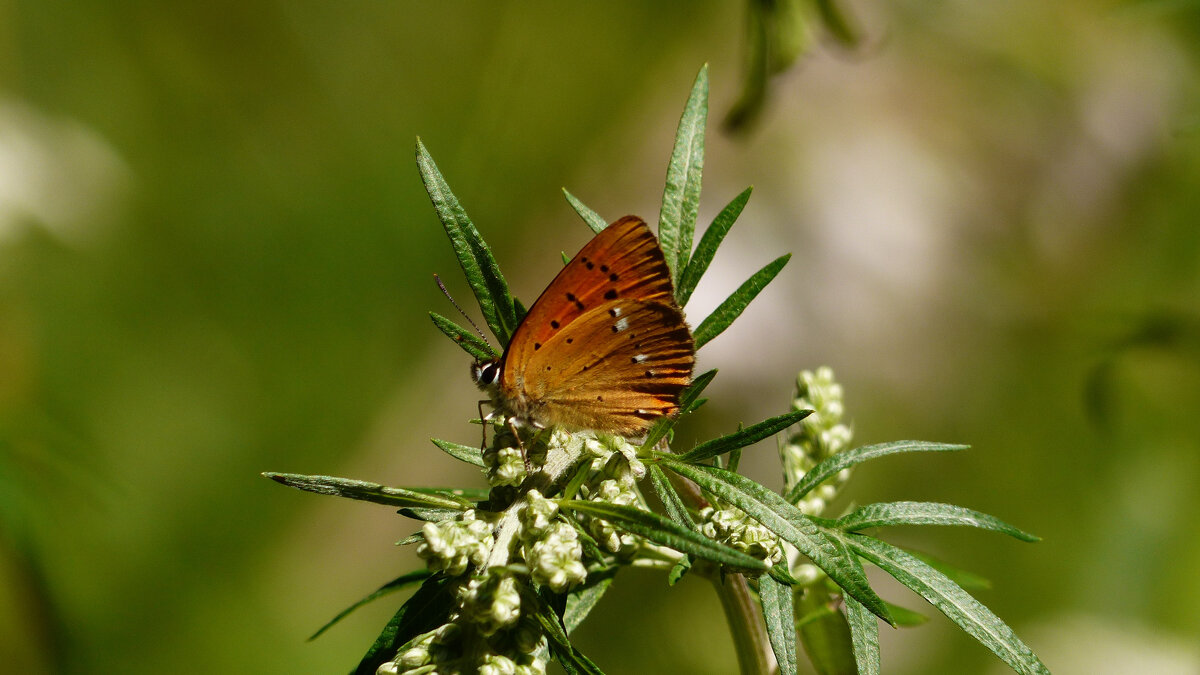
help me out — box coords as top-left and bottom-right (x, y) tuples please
(759, 575), (798, 675)
(559, 459), (594, 501)
(785, 441), (968, 504)
(563, 188), (608, 234)
(847, 535), (1050, 675)
(397, 507), (461, 522)
(263, 473), (469, 510)
(659, 460), (892, 625)
(668, 556), (692, 585)
(845, 594), (881, 675)
(647, 464), (695, 583)
(397, 531), (424, 546)
(647, 464), (696, 529)
(564, 568), (617, 634)
(727, 447), (742, 474)
(836, 502), (1040, 542)
(641, 369), (717, 451)
(677, 186), (752, 306)
(693, 254), (791, 350)
(532, 591), (607, 675)
(416, 138), (518, 343)
(677, 410), (812, 463)
(309, 570), (432, 641)
(354, 576), (453, 675)
(658, 64), (708, 285)
(559, 500), (766, 572)
(904, 549), (992, 591)
(883, 601), (929, 627)
(429, 311), (498, 361)
(430, 438), (486, 468)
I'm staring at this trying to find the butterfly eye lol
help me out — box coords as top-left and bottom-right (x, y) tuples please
(475, 361), (500, 386)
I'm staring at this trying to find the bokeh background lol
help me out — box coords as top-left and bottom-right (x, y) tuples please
(2, 1), (1198, 673)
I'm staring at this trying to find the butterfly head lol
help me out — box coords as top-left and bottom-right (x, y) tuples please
(471, 358), (502, 393)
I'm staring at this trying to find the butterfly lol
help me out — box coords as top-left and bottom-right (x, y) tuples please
(472, 215), (695, 436)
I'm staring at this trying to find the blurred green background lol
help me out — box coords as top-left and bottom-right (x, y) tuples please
(2, 1), (1198, 673)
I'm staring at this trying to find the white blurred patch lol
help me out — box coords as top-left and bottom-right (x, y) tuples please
(0, 98), (130, 245)
(987, 614), (1199, 675)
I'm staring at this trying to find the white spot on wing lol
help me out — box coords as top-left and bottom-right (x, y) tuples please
(633, 354), (647, 363)
(615, 317), (629, 332)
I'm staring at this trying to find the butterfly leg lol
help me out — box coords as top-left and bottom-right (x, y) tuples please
(477, 399), (496, 452)
(506, 418), (533, 475)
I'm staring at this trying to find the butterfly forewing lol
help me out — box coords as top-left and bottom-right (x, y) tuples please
(498, 216), (694, 434)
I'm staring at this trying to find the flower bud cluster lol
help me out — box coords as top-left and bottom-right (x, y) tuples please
(779, 367), (853, 516)
(518, 491), (588, 592)
(390, 429), (650, 673)
(377, 616), (547, 675)
(416, 510), (494, 576)
(698, 505), (784, 570)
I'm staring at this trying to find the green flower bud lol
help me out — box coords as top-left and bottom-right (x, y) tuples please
(518, 490), (558, 538)
(479, 654), (517, 675)
(524, 520), (587, 592)
(459, 575), (522, 637)
(415, 510), (494, 576)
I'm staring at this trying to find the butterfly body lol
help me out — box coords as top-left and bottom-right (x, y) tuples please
(473, 216), (694, 436)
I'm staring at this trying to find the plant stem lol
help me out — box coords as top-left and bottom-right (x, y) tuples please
(713, 573), (777, 675)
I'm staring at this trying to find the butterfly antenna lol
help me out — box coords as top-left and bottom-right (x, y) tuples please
(434, 274), (493, 348)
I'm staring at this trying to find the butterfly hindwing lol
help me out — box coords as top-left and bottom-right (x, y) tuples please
(494, 214), (694, 434)
(520, 298), (694, 434)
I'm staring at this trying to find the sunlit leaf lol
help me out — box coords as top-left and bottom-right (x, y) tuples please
(847, 535), (1050, 675)
(658, 64), (708, 285)
(693, 254), (790, 350)
(416, 138), (518, 343)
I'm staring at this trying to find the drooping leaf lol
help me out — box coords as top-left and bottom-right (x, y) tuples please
(677, 186), (752, 306)
(430, 438), (486, 468)
(563, 188), (608, 234)
(816, 0), (862, 48)
(429, 311), (498, 361)
(835, 502), (1040, 542)
(658, 64), (708, 285)
(658, 460), (892, 625)
(310, 570), (432, 641)
(693, 254), (791, 350)
(416, 138), (518, 343)
(677, 409), (812, 463)
(641, 369), (717, 451)
(354, 576), (453, 675)
(559, 500), (766, 572)
(785, 441), (968, 504)
(759, 575), (798, 675)
(845, 593), (881, 675)
(796, 585), (856, 675)
(263, 473), (469, 510)
(846, 534), (1050, 675)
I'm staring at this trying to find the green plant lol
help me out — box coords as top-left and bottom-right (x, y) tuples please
(266, 65), (1048, 675)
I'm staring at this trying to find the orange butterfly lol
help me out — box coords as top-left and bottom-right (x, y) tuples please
(472, 216), (695, 436)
